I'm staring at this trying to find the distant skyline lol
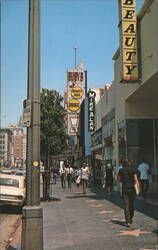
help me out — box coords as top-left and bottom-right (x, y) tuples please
(1, 0), (145, 127)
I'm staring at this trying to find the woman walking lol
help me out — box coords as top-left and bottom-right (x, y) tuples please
(117, 159), (140, 227)
(81, 162), (90, 194)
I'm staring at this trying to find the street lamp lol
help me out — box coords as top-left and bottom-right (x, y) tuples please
(74, 46), (78, 69)
(21, 0), (43, 249)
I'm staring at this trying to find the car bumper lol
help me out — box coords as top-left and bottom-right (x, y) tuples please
(0, 197), (25, 206)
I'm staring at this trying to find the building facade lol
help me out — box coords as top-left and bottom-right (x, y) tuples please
(0, 126), (26, 168)
(89, 0), (158, 190)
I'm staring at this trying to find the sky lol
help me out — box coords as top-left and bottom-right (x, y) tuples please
(1, 0), (145, 127)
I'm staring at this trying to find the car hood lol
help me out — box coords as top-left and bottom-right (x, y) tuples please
(0, 186), (25, 196)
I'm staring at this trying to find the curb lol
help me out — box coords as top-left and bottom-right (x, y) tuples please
(7, 220), (22, 250)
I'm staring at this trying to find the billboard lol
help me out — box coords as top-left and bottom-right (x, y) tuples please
(67, 63), (85, 136)
(118, 0), (139, 82)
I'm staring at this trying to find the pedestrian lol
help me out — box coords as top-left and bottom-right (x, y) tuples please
(105, 163), (113, 195)
(117, 160), (123, 197)
(81, 162), (90, 194)
(117, 159), (140, 227)
(52, 169), (57, 184)
(138, 159), (151, 198)
(76, 168), (82, 188)
(59, 164), (66, 188)
(66, 165), (74, 188)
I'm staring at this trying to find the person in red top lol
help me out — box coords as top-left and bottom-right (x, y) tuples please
(117, 159), (140, 227)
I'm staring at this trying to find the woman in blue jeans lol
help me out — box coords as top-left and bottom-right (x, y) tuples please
(117, 159), (140, 227)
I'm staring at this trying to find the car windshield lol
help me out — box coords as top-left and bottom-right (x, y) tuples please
(15, 172), (25, 176)
(0, 178), (19, 187)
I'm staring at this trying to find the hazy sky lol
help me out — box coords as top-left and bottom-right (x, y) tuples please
(1, 0), (145, 127)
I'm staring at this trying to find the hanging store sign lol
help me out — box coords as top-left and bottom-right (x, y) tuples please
(67, 65), (85, 136)
(119, 0), (138, 82)
(95, 154), (103, 160)
(88, 91), (96, 132)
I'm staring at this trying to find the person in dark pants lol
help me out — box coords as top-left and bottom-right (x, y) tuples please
(117, 159), (140, 227)
(105, 163), (113, 195)
(66, 165), (74, 188)
(59, 164), (66, 188)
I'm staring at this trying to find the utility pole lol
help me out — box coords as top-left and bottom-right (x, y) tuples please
(21, 0), (43, 249)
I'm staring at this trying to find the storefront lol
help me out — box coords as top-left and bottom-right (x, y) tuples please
(91, 128), (102, 185)
(118, 119), (158, 184)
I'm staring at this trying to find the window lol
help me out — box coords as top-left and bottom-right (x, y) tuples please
(0, 178), (19, 187)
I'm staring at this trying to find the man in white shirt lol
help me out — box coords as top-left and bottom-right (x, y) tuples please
(59, 165), (66, 188)
(66, 165), (74, 188)
(138, 160), (151, 198)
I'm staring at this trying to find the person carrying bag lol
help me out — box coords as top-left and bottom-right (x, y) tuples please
(81, 162), (90, 194)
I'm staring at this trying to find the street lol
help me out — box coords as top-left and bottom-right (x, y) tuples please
(0, 209), (21, 250)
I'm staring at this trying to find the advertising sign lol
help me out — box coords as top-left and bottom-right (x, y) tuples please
(88, 91), (96, 132)
(67, 63), (85, 136)
(119, 0), (138, 82)
(68, 99), (80, 112)
(71, 87), (83, 99)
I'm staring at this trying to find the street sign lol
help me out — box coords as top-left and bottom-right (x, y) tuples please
(23, 99), (32, 127)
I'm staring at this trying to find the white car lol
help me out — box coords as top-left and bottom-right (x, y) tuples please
(0, 174), (26, 206)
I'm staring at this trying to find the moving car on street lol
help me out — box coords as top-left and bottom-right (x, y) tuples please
(0, 174), (26, 207)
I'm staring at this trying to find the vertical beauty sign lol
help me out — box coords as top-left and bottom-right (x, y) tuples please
(118, 0), (139, 82)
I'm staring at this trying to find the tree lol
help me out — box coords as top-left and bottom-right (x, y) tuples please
(40, 88), (68, 167)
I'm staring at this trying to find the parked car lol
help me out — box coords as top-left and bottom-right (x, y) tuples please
(0, 174), (26, 206)
(15, 171), (26, 176)
(0, 169), (13, 175)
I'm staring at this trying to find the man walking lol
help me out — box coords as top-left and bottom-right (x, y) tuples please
(66, 165), (74, 188)
(59, 164), (66, 188)
(138, 159), (151, 198)
(117, 159), (140, 227)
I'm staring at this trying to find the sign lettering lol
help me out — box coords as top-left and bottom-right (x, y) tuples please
(88, 91), (96, 132)
(119, 0), (139, 82)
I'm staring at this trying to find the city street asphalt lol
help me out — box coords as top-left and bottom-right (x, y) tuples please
(8, 177), (158, 250)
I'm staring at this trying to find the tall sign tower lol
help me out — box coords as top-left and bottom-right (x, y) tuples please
(67, 61), (85, 136)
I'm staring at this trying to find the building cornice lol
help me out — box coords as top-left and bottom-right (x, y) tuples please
(137, 0), (153, 20)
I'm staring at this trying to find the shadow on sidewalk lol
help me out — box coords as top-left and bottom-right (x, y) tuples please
(89, 185), (158, 220)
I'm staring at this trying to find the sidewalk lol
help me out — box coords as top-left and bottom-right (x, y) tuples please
(8, 179), (158, 250)
(42, 179), (157, 250)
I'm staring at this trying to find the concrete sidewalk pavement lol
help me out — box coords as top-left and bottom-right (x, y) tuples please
(42, 179), (157, 250)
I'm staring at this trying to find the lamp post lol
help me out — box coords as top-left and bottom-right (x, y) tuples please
(21, 0), (43, 249)
(74, 47), (77, 69)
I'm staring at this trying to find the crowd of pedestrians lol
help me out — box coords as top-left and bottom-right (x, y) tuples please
(58, 162), (90, 194)
(49, 157), (152, 228)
